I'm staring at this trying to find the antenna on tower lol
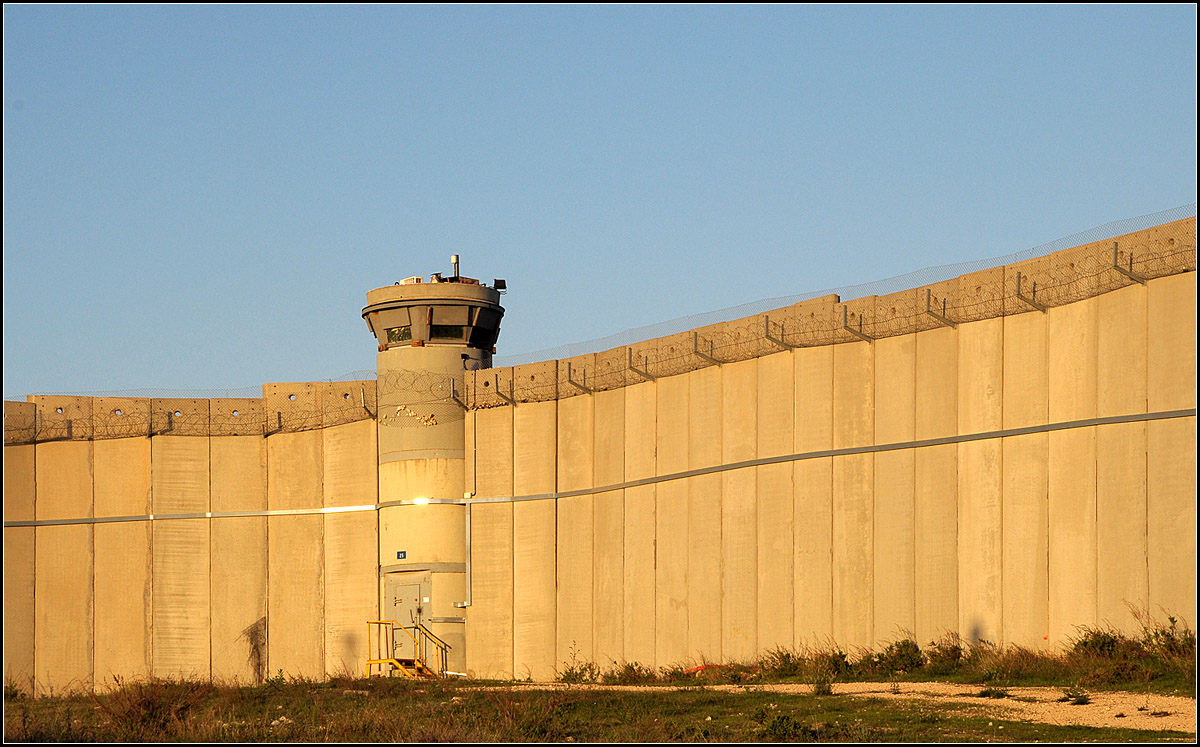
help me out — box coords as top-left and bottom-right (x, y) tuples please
(451, 254), (460, 278)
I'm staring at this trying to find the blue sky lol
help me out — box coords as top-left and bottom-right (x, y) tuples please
(4, 5), (1196, 399)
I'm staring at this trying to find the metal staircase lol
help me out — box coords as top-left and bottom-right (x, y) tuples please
(365, 619), (451, 679)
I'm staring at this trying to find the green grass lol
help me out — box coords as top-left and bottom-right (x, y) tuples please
(3, 677), (1193, 742)
(553, 612), (1196, 696)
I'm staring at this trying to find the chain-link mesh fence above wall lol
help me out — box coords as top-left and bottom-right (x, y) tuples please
(375, 369), (467, 428)
(466, 213), (1196, 408)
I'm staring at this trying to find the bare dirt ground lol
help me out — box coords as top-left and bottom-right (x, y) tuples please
(492, 681), (1197, 735)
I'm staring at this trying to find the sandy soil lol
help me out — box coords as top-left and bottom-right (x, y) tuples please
(492, 681), (1197, 735)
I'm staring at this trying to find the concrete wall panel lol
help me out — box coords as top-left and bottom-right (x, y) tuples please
(793, 345), (833, 646)
(513, 401), (557, 680)
(1146, 272), (1196, 626)
(4, 526), (35, 692)
(1000, 311), (1048, 647)
(624, 382), (656, 665)
(94, 522), (151, 689)
(91, 438), (152, 688)
(721, 359), (757, 661)
(1147, 418), (1196, 626)
(1147, 272), (1196, 412)
(266, 431), (323, 678)
(1098, 283), (1148, 418)
(957, 317), (1004, 644)
(209, 435), (267, 684)
(872, 334), (915, 643)
(322, 420), (377, 676)
(656, 373), (689, 666)
(152, 519), (210, 680)
(35, 440), (93, 520)
(1096, 422), (1149, 632)
(1047, 298), (1098, 643)
(211, 516), (267, 684)
(467, 406), (513, 678)
(323, 420), (377, 508)
(35, 524), (92, 693)
(468, 502), (513, 678)
(1001, 434), (1049, 648)
(33, 441), (93, 693)
(4, 444), (36, 691)
(324, 511), (377, 677)
(832, 342), (874, 649)
(914, 327), (957, 643)
(757, 352), (794, 653)
(687, 366), (722, 662)
(556, 394), (594, 668)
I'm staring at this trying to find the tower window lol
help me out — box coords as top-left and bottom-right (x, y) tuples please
(430, 324), (465, 340)
(386, 326), (412, 344)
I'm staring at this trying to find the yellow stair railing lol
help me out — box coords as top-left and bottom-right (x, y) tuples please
(365, 619), (451, 679)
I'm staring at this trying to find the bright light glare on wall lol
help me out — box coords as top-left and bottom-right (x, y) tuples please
(412, 497), (430, 505)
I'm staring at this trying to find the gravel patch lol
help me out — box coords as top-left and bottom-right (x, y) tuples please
(489, 680), (1196, 735)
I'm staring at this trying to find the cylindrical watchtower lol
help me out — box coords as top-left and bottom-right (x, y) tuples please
(362, 257), (504, 673)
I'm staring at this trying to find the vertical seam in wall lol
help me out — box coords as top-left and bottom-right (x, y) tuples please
(868, 345), (878, 648)
(207, 433), (213, 682)
(320, 426), (328, 680)
(910, 343), (917, 647)
(1142, 281), (1151, 612)
(509, 407), (515, 678)
(263, 432), (270, 678)
(1092, 299), (1099, 627)
(589, 395), (595, 661)
(553, 385), (560, 673)
(319, 420), (327, 676)
(377, 420), (382, 625)
(998, 317), (1005, 645)
(827, 349), (834, 643)
(31, 440), (38, 693)
(89, 440), (95, 692)
(1043, 310), (1051, 643)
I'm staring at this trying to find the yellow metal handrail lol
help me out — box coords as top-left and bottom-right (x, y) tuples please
(365, 619), (451, 678)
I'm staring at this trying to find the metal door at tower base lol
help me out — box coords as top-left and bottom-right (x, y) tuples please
(384, 571), (430, 660)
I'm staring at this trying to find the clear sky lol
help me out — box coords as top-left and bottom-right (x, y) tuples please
(4, 5), (1196, 399)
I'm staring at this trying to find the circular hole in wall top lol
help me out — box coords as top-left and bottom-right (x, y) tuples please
(56, 407), (63, 414)
(289, 394), (296, 401)
(232, 410), (240, 417)
(483, 381), (490, 388)
(343, 393), (350, 400)
(174, 411), (182, 417)
(114, 409), (123, 416)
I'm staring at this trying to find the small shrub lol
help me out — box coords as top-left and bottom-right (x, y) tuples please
(878, 639), (924, 674)
(817, 649), (850, 677)
(601, 661), (657, 685)
(925, 634), (964, 674)
(1071, 627), (1123, 658)
(977, 687), (1009, 699)
(557, 643), (600, 684)
(5, 680), (24, 700)
(761, 713), (804, 740)
(93, 677), (211, 740)
(760, 648), (804, 678)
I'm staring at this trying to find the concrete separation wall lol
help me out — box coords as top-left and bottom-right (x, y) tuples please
(3, 216), (1194, 689)
(2, 384), (380, 694)
(459, 217), (1195, 677)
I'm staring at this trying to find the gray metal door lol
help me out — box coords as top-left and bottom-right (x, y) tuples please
(389, 582), (423, 659)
